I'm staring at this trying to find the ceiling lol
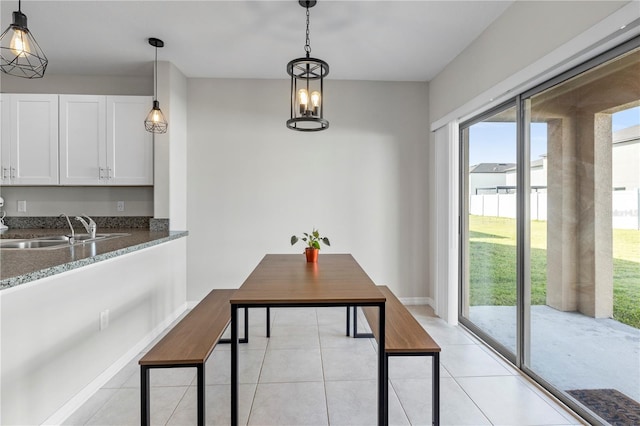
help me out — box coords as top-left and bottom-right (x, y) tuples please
(0, 0), (513, 81)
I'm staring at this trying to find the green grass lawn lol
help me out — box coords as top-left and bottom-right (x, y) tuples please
(468, 215), (640, 329)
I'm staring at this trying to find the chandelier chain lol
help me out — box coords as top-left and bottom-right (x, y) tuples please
(304, 7), (311, 55)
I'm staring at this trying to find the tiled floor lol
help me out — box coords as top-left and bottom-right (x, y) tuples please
(64, 306), (584, 425)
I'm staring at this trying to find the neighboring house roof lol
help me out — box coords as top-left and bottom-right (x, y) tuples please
(470, 163), (516, 173)
(613, 125), (640, 144)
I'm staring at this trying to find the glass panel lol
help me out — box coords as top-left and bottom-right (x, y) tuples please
(461, 105), (518, 354)
(525, 47), (640, 422)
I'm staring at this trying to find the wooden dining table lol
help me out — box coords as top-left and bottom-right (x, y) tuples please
(230, 253), (387, 425)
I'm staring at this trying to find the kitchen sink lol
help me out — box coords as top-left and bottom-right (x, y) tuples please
(0, 233), (130, 250)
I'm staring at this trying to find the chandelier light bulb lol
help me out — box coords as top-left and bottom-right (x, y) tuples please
(298, 89), (309, 113)
(9, 28), (30, 57)
(310, 91), (321, 115)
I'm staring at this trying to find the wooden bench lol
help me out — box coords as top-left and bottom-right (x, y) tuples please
(360, 286), (441, 426)
(139, 289), (248, 426)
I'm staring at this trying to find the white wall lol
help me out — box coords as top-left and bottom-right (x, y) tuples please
(0, 186), (153, 217)
(0, 73), (155, 217)
(429, 1), (629, 123)
(186, 78), (430, 302)
(0, 238), (187, 425)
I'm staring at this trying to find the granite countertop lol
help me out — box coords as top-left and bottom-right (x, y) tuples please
(0, 228), (188, 290)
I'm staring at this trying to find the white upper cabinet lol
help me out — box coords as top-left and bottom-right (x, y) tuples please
(0, 94), (59, 185)
(59, 95), (106, 185)
(106, 96), (153, 185)
(60, 95), (153, 185)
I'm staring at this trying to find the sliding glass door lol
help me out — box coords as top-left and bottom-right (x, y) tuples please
(460, 104), (519, 359)
(460, 37), (640, 425)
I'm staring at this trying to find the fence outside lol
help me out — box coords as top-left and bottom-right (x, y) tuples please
(469, 189), (639, 229)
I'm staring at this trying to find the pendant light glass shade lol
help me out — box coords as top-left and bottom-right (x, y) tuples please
(0, 1), (48, 79)
(286, 0), (329, 132)
(144, 37), (168, 134)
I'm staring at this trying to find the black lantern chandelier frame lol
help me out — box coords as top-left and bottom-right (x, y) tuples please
(0, 0), (48, 79)
(286, 0), (329, 132)
(144, 37), (168, 134)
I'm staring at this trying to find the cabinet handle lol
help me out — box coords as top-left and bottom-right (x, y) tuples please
(107, 167), (112, 179)
(99, 167), (105, 179)
(1, 167), (8, 180)
(10, 167), (16, 179)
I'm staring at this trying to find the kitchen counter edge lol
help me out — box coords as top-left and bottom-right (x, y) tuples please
(0, 230), (188, 290)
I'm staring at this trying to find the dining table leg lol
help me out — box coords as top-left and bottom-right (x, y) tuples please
(231, 304), (239, 426)
(378, 302), (386, 426)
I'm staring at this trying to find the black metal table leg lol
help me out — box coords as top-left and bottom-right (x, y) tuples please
(231, 304), (239, 426)
(140, 365), (150, 426)
(346, 306), (350, 336)
(197, 364), (205, 426)
(433, 352), (440, 426)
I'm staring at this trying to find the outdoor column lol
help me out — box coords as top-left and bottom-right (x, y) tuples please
(546, 113), (613, 318)
(546, 118), (579, 312)
(575, 112), (613, 318)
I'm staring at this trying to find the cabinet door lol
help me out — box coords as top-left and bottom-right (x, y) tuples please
(4, 94), (59, 185)
(0, 94), (10, 184)
(106, 96), (153, 185)
(59, 95), (106, 185)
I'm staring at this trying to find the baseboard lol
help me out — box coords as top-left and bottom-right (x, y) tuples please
(42, 302), (187, 425)
(399, 296), (434, 307)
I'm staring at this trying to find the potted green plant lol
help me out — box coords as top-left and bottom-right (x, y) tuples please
(290, 228), (330, 263)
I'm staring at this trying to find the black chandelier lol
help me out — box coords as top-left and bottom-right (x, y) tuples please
(144, 37), (168, 134)
(0, 0), (48, 79)
(286, 0), (329, 132)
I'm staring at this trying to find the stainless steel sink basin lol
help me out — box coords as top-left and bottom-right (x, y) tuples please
(1, 240), (72, 249)
(0, 233), (130, 250)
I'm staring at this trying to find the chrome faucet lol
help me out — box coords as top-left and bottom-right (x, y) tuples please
(75, 215), (97, 239)
(60, 214), (75, 244)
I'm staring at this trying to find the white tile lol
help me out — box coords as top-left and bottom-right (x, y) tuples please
(249, 382), (328, 425)
(103, 359), (139, 388)
(319, 328), (378, 351)
(419, 319), (477, 345)
(316, 306), (349, 326)
(268, 323), (320, 338)
(204, 349), (265, 384)
(440, 344), (514, 377)
(457, 376), (574, 425)
(166, 383), (255, 426)
(325, 380), (409, 425)
(271, 307), (318, 326)
(267, 333), (320, 350)
(62, 389), (117, 425)
(322, 347), (378, 381)
(259, 348), (324, 383)
(392, 377), (491, 425)
(86, 386), (187, 426)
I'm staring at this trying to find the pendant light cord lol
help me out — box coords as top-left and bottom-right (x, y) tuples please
(154, 44), (158, 102)
(304, 7), (311, 57)
(18, 0), (21, 12)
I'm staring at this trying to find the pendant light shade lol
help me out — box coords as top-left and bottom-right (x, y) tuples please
(286, 0), (329, 132)
(0, 0), (48, 79)
(144, 37), (168, 134)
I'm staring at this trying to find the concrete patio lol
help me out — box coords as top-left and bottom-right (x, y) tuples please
(469, 305), (640, 403)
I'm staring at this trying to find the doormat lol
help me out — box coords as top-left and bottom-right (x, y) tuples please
(567, 388), (640, 425)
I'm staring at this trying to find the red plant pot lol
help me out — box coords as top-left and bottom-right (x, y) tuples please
(305, 247), (319, 263)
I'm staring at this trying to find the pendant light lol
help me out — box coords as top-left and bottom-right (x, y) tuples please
(144, 37), (168, 134)
(286, 0), (329, 132)
(0, 0), (48, 79)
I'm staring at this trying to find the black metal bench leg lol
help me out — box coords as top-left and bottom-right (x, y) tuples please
(266, 307), (271, 338)
(197, 364), (205, 426)
(433, 352), (440, 426)
(140, 365), (150, 426)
